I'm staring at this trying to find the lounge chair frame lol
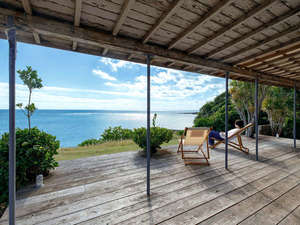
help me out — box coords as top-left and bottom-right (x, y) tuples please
(177, 127), (211, 165)
(209, 123), (253, 154)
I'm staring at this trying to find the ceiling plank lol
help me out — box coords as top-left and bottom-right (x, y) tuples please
(187, 0), (275, 55)
(113, 0), (135, 36)
(0, 7), (298, 88)
(219, 23), (300, 61)
(206, 5), (300, 58)
(74, 0), (82, 27)
(21, 0), (32, 15)
(234, 37), (300, 65)
(168, 0), (233, 50)
(143, 0), (184, 44)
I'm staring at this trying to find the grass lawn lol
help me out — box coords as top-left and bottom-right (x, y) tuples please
(55, 138), (179, 161)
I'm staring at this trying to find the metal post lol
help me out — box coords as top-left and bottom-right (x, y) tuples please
(225, 72), (229, 169)
(255, 77), (259, 161)
(294, 83), (297, 149)
(8, 16), (16, 225)
(146, 54), (151, 196)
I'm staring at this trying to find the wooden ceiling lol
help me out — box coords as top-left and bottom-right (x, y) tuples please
(0, 0), (300, 88)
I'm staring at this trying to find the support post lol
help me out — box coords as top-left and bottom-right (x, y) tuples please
(255, 77), (259, 160)
(8, 16), (16, 225)
(225, 72), (229, 169)
(146, 54), (151, 196)
(294, 83), (297, 149)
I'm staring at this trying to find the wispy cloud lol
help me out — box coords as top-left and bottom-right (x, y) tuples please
(92, 69), (117, 81)
(100, 58), (132, 72)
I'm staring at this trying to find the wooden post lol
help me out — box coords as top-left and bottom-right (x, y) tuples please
(294, 83), (297, 148)
(8, 15), (16, 225)
(225, 72), (229, 169)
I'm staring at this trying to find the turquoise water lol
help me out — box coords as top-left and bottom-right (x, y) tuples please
(0, 110), (196, 147)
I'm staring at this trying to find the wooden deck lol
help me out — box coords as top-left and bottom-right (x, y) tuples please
(1, 135), (299, 225)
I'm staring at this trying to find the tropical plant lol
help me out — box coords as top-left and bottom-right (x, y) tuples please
(0, 128), (59, 205)
(78, 138), (102, 147)
(262, 87), (292, 136)
(230, 80), (270, 136)
(100, 126), (133, 142)
(16, 66), (43, 129)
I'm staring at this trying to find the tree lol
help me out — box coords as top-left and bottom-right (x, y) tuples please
(262, 87), (292, 136)
(16, 66), (43, 129)
(230, 80), (270, 136)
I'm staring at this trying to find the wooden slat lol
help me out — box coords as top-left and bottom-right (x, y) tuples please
(143, 0), (184, 44)
(74, 0), (82, 27)
(167, 0), (233, 49)
(233, 37), (300, 65)
(278, 205), (300, 225)
(72, 41), (77, 51)
(21, 0), (32, 15)
(187, 0), (275, 54)
(113, 0), (135, 36)
(219, 23), (300, 61)
(209, 6), (300, 59)
(32, 31), (40, 44)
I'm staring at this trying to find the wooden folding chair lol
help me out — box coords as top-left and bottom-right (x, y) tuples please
(177, 127), (211, 165)
(209, 123), (253, 154)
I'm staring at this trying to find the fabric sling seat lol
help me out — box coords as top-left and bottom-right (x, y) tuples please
(177, 127), (211, 165)
(209, 123), (254, 154)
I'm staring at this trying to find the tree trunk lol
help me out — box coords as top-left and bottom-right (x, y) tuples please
(28, 89), (32, 130)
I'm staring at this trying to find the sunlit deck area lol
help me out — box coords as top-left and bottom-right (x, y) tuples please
(0, 135), (299, 225)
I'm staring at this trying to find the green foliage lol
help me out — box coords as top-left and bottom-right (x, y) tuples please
(176, 130), (184, 136)
(194, 92), (240, 131)
(101, 126), (133, 141)
(152, 113), (157, 127)
(78, 138), (102, 147)
(0, 128), (59, 204)
(132, 127), (173, 154)
(17, 66), (43, 129)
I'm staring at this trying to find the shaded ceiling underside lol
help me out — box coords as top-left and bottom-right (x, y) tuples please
(0, 0), (300, 88)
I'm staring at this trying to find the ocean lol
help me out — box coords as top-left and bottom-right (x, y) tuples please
(0, 110), (196, 147)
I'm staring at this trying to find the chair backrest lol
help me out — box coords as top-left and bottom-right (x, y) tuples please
(228, 123), (253, 139)
(184, 127), (210, 145)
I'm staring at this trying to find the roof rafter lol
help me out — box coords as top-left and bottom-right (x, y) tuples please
(143, 0), (184, 44)
(207, 5), (300, 58)
(72, 0), (82, 50)
(102, 48), (109, 56)
(234, 37), (300, 65)
(1, 7), (299, 88)
(219, 23), (300, 61)
(168, 0), (233, 50)
(187, 0), (275, 54)
(113, 0), (135, 36)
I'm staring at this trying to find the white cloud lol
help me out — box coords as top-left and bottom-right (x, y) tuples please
(92, 69), (117, 81)
(100, 58), (131, 72)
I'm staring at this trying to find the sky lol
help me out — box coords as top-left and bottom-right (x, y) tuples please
(0, 39), (225, 111)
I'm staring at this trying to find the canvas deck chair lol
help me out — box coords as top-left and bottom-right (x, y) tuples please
(177, 127), (211, 165)
(209, 123), (253, 154)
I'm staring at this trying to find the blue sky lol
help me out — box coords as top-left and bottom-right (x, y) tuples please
(0, 39), (225, 111)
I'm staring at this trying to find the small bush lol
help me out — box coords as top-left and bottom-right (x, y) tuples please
(176, 130), (184, 136)
(132, 127), (173, 155)
(78, 138), (102, 147)
(0, 128), (59, 204)
(101, 126), (133, 142)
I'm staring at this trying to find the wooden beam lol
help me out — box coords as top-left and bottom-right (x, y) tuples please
(219, 23), (300, 62)
(0, 8), (298, 88)
(72, 41), (77, 51)
(207, 6), (300, 58)
(74, 0), (82, 27)
(4, 29), (8, 39)
(143, 0), (184, 44)
(166, 61), (176, 67)
(187, 0), (275, 54)
(21, 0), (32, 15)
(128, 53), (134, 59)
(32, 31), (40, 44)
(113, 0), (135, 36)
(102, 48), (108, 56)
(233, 37), (300, 65)
(168, 0), (233, 50)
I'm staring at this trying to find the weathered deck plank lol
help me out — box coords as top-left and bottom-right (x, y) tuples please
(0, 136), (298, 225)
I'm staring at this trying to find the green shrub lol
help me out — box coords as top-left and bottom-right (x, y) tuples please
(78, 138), (102, 147)
(132, 127), (173, 155)
(101, 126), (133, 141)
(176, 130), (184, 136)
(0, 128), (59, 204)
